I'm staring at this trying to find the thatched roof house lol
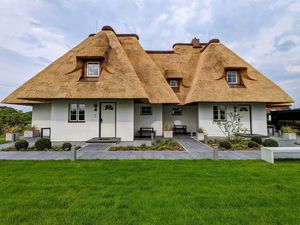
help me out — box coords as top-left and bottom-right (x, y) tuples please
(1, 26), (293, 142)
(2, 26), (293, 106)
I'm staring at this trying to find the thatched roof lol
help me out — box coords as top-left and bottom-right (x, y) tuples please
(2, 26), (293, 105)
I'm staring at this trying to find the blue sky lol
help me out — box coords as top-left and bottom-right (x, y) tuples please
(1, 0), (300, 111)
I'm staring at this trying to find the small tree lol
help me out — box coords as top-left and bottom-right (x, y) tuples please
(213, 112), (248, 141)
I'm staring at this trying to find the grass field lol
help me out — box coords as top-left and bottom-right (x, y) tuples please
(0, 138), (8, 144)
(0, 160), (299, 225)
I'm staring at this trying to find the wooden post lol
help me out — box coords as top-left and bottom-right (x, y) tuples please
(71, 148), (76, 161)
(213, 148), (219, 160)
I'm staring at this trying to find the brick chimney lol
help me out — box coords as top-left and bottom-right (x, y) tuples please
(191, 37), (200, 48)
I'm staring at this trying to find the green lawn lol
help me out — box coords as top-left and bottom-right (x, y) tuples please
(0, 160), (299, 225)
(0, 138), (8, 144)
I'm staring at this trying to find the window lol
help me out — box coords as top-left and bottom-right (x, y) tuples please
(172, 107), (182, 116)
(140, 106), (152, 115)
(213, 105), (226, 120)
(87, 62), (100, 77)
(226, 71), (238, 84)
(104, 104), (114, 111)
(239, 106), (249, 112)
(170, 80), (178, 88)
(69, 103), (85, 122)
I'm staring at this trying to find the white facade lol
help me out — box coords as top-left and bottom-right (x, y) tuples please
(198, 103), (267, 136)
(32, 104), (51, 128)
(32, 100), (134, 141)
(134, 104), (163, 136)
(32, 100), (267, 141)
(163, 104), (198, 133)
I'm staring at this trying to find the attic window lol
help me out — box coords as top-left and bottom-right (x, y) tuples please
(170, 80), (178, 88)
(226, 71), (238, 84)
(87, 62), (100, 77)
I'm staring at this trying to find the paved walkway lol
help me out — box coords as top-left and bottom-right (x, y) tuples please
(0, 136), (299, 160)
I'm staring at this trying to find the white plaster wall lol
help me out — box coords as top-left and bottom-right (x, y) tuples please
(50, 100), (99, 141)
(251, 103), (267, 135)
(32, 104), (51, 128)
(163, 104), (198, 133)
(48, 99), (134, 142)
(116, 100), (134, 141)
(134, 104), (163, 136)
(198, 103), (267, 137)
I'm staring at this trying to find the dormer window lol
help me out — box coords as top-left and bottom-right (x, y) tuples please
(226, 71), (238, 84)
(170, 80), (178, 88)
(87, 62), (100, 77)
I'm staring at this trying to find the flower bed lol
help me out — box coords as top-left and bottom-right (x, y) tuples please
(109, 138), (184, 151)
(208, 138), (260, 151)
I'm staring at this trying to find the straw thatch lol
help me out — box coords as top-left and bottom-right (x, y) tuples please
(2, 26), (293, 105)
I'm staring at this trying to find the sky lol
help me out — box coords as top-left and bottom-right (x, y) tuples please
(0, 0), (300, 112)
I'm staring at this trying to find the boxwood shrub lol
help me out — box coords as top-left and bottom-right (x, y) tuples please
(248, 141), (259, 148)
(262, 139), (279, 147)
(15, 139), (29, 150)
(219, 140), (232, 150)
(62, 142), (72, 151)
(35, 138), (51, 150)
(250, 136), (262, 145)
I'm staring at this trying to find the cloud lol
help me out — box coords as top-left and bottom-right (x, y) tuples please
(0, 0), (300, 110)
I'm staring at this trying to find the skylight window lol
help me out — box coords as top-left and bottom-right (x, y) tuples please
(87, 62), (100, 77)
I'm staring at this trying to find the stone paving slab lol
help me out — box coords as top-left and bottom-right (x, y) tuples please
(0, 150), (300, 160)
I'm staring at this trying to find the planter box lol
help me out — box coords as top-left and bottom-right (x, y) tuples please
(163, 131), (173, 138)
(24, 130), (40, 138)
(5, 133), (19, 142)
(197, 133), (205, 141)
(283, 132), (297, 140)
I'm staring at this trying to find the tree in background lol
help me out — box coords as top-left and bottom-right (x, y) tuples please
(0, 107), (32, 136)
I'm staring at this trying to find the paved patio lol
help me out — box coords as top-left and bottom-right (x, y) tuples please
(0, 136), (299, 160)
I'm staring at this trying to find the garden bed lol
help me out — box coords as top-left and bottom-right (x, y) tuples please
(208, 138), (260, 151)
(1, 146), (74, 151)
(1, 138), (81, 151)
(109, 138), (184, 151)
(208, 136), (279, 151)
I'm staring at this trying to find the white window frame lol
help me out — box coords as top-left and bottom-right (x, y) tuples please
(69, 103), (85, 122)
(172, 107), (182, 116)
(169, 80), (178, 88)
(213, 105), (227, 121)
(140, 106), (152, 115)
(226, 71), (238, 84)
(87, 61), (100, 77)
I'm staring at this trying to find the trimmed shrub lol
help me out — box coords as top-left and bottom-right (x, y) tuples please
(35, 138), (51, 150)
(15, 139), (29, 150)
(251, 136), (262, 145)
(248, 141), (259, 148)
(62, 142), (72, 151)
(262, 139), (279, 147)
(281, 126), (296, 133)
(219, 140), (232, 150)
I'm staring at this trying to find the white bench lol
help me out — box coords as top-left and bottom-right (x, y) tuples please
(261, 147), (300, 163)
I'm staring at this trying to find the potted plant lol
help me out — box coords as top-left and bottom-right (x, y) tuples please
(5, 126), (22, 142)
(281, 126), (297, 140)
(196, 127), (205, 141)
(23, 126), (40, 138)
(163, 123), (173, 138)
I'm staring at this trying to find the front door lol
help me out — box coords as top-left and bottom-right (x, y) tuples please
(100, 103), (116, 137)
(238, 105), (251, 133)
